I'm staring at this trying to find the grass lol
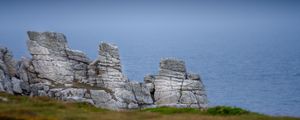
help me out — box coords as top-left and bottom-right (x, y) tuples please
(142, 106), (250, 115)
(0, 92), (299, 120)
(142, 107), (201, 114)
(207, 106), (250, 115)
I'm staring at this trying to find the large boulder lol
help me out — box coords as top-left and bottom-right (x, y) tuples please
(145, 58), (208, 108)
(26, 31), (90, 85)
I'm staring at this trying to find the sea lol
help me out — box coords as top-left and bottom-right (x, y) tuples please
(114, 36), (300, 117)
(2, 30), (300, 117)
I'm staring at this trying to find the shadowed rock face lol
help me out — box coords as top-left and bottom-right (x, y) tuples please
(0, 31), (207, 110)
(0, 47), (14, 93)
(0, 47), (28, 95)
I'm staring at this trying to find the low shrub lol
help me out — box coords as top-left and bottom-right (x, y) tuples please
(207, 106), (250, 115)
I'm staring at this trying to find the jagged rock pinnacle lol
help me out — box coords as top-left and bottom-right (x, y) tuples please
(0, 31), (207, 110)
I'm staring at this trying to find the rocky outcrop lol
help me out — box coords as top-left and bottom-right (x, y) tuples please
(26, 31), (90, 85)
(0, 47), (29, 95)
(87, 42), (127, 88)
(145, 59), (207, 108)
(86, 42), (153, 109)
(0, 31), (207, 110)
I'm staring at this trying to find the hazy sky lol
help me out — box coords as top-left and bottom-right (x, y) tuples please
(0, 0), (300, 58)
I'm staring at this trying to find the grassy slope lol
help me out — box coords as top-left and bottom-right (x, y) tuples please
(0, 92), (299, 120)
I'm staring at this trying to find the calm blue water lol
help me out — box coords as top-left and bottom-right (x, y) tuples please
(1, 30), (300, 117)
(115, 36), (300, 117)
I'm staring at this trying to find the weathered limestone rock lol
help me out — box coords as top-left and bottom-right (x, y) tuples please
(0, 47), (17, 78)
(129, 82), (154, 105)
(88, 42), (126, 88)
(87, 42), (153, 109)
(0, 31), (207, 110)
(27, 31), (90, 85)
(90, 89), (126, 110)
(0, 47), (18, 94)
(145, 59), (208, 108)
(11, 77), (22, 94)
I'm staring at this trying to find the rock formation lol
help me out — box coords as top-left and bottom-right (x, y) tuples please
(26, 31), (90, 85)
(0, 31), (207, 110)
(86, 42), (153, 109)
(0, 47), (16, 94)
(145, 59), (207, 108)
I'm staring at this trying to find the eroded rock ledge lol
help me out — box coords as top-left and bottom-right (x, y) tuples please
(0, 31), (207, 110)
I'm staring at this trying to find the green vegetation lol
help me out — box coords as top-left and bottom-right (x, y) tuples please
(142, 106), (250, 115)
(142, 107), (201, 114)
(207, 106), (250, 115)
(0, 92), (299, 120)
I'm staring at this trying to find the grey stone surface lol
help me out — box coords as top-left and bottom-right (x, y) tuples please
(0, 47), (17, 77)
(87, 42), (154, 109)
(90, 89), (124, 110)
(87, 42), (126, 88)
(0, 47), (16, 94)
(12, 77), (22, 94)
(27, 31), (90, 85)
(0, 31), (208, 110)
(145, 58), (208, 108)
